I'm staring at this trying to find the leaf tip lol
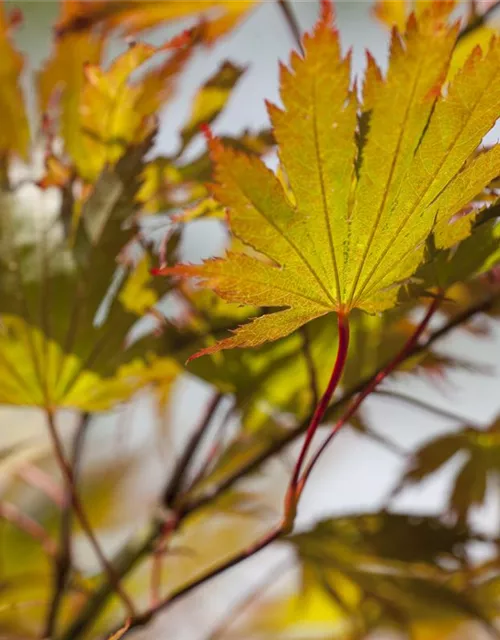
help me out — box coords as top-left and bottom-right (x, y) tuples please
(8, 7), (23, 30)
(319, 0), (335, 26)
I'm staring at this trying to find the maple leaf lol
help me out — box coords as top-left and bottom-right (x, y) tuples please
(55, 0), (257, 44)
(393, 415), (500, 522)
(0, 135), (175, 412)
(179, 60), (246, 153)
(373, 0), (456, 31)
(237, 513), (491, 640)
(0, 2), (29, 161)
(158, 3), (500, 358)
(37, 2), (105, 170)
(38, 16), (194, 184)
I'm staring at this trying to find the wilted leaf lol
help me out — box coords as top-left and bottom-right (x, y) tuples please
(158, 5), (500, 357)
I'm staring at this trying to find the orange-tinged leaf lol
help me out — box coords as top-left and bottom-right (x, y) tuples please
(0, 2), (29, 159)
(56, 0), (257, 44)
(158, 6), (500, 357)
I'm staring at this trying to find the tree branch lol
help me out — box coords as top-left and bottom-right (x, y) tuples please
(162, 392), (224, 507)
(458, 0), (500, 42)
(276, 0), (303, 53)
(296, 296), (442, 496)
(43, 412), (91, 638)
(113, 524), (284, 635)
(58, 290), (500, 640)
(45, 410), (136, 621)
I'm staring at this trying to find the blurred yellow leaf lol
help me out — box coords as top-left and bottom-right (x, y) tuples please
(56, 0), (258, 44)
(373, 0), (456, 30)
(77, 39), (193, 182)
(180, 60), (246, 151)
(0, 1), (29, 159)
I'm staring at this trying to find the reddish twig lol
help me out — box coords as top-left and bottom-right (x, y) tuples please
(16, 463), (65, 509)
(296, 296), (442, 498)
(284, 312), (350, 524)
(0, 501), (57, 557)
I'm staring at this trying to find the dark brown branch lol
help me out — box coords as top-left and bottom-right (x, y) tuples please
(43, 412), (91, 639)
(458, 0), (500, 41)
(277, 0), (303, 53)
(162, 392), (224, 507)
(153, 392), (223, 605)
(45, 410), (136, 620)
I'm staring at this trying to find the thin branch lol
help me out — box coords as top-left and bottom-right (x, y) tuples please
(16, 464), (65, 508)
(0, 501), (56, 557)
(284, 313), (350, 523)
(300, 325), (319, 409)
(44, 410), (136, 620)
(151, 392), (224, 605)
(162, 392), (224, 507)
(186, 399), (236, 491)
(276, 0), (303, 53)
(296, 296), (442, 497)
(458, 0), (500, 41)
(58, 290), (500, 640)
(112, 524), (284, 635)
(374, 389), (480, 427)
(206, 558), (293, 640)
(43, 412), (91, 639)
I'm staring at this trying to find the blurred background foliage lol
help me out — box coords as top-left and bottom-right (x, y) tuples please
(0, 1), (499, 639)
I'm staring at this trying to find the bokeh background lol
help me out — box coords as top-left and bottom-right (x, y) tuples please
(1, 1), (500, 638)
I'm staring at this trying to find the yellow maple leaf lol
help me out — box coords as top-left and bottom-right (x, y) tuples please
(373, 0), (455, 31)
(0, 2), (29, 159)
(157, 3), (500, 358)
(55, 0), (257, 44)
(37, 3), (105, 167)
(39, 8), (194, 184)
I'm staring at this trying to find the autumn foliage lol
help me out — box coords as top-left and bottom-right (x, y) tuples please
(1, 1), (500, 639)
